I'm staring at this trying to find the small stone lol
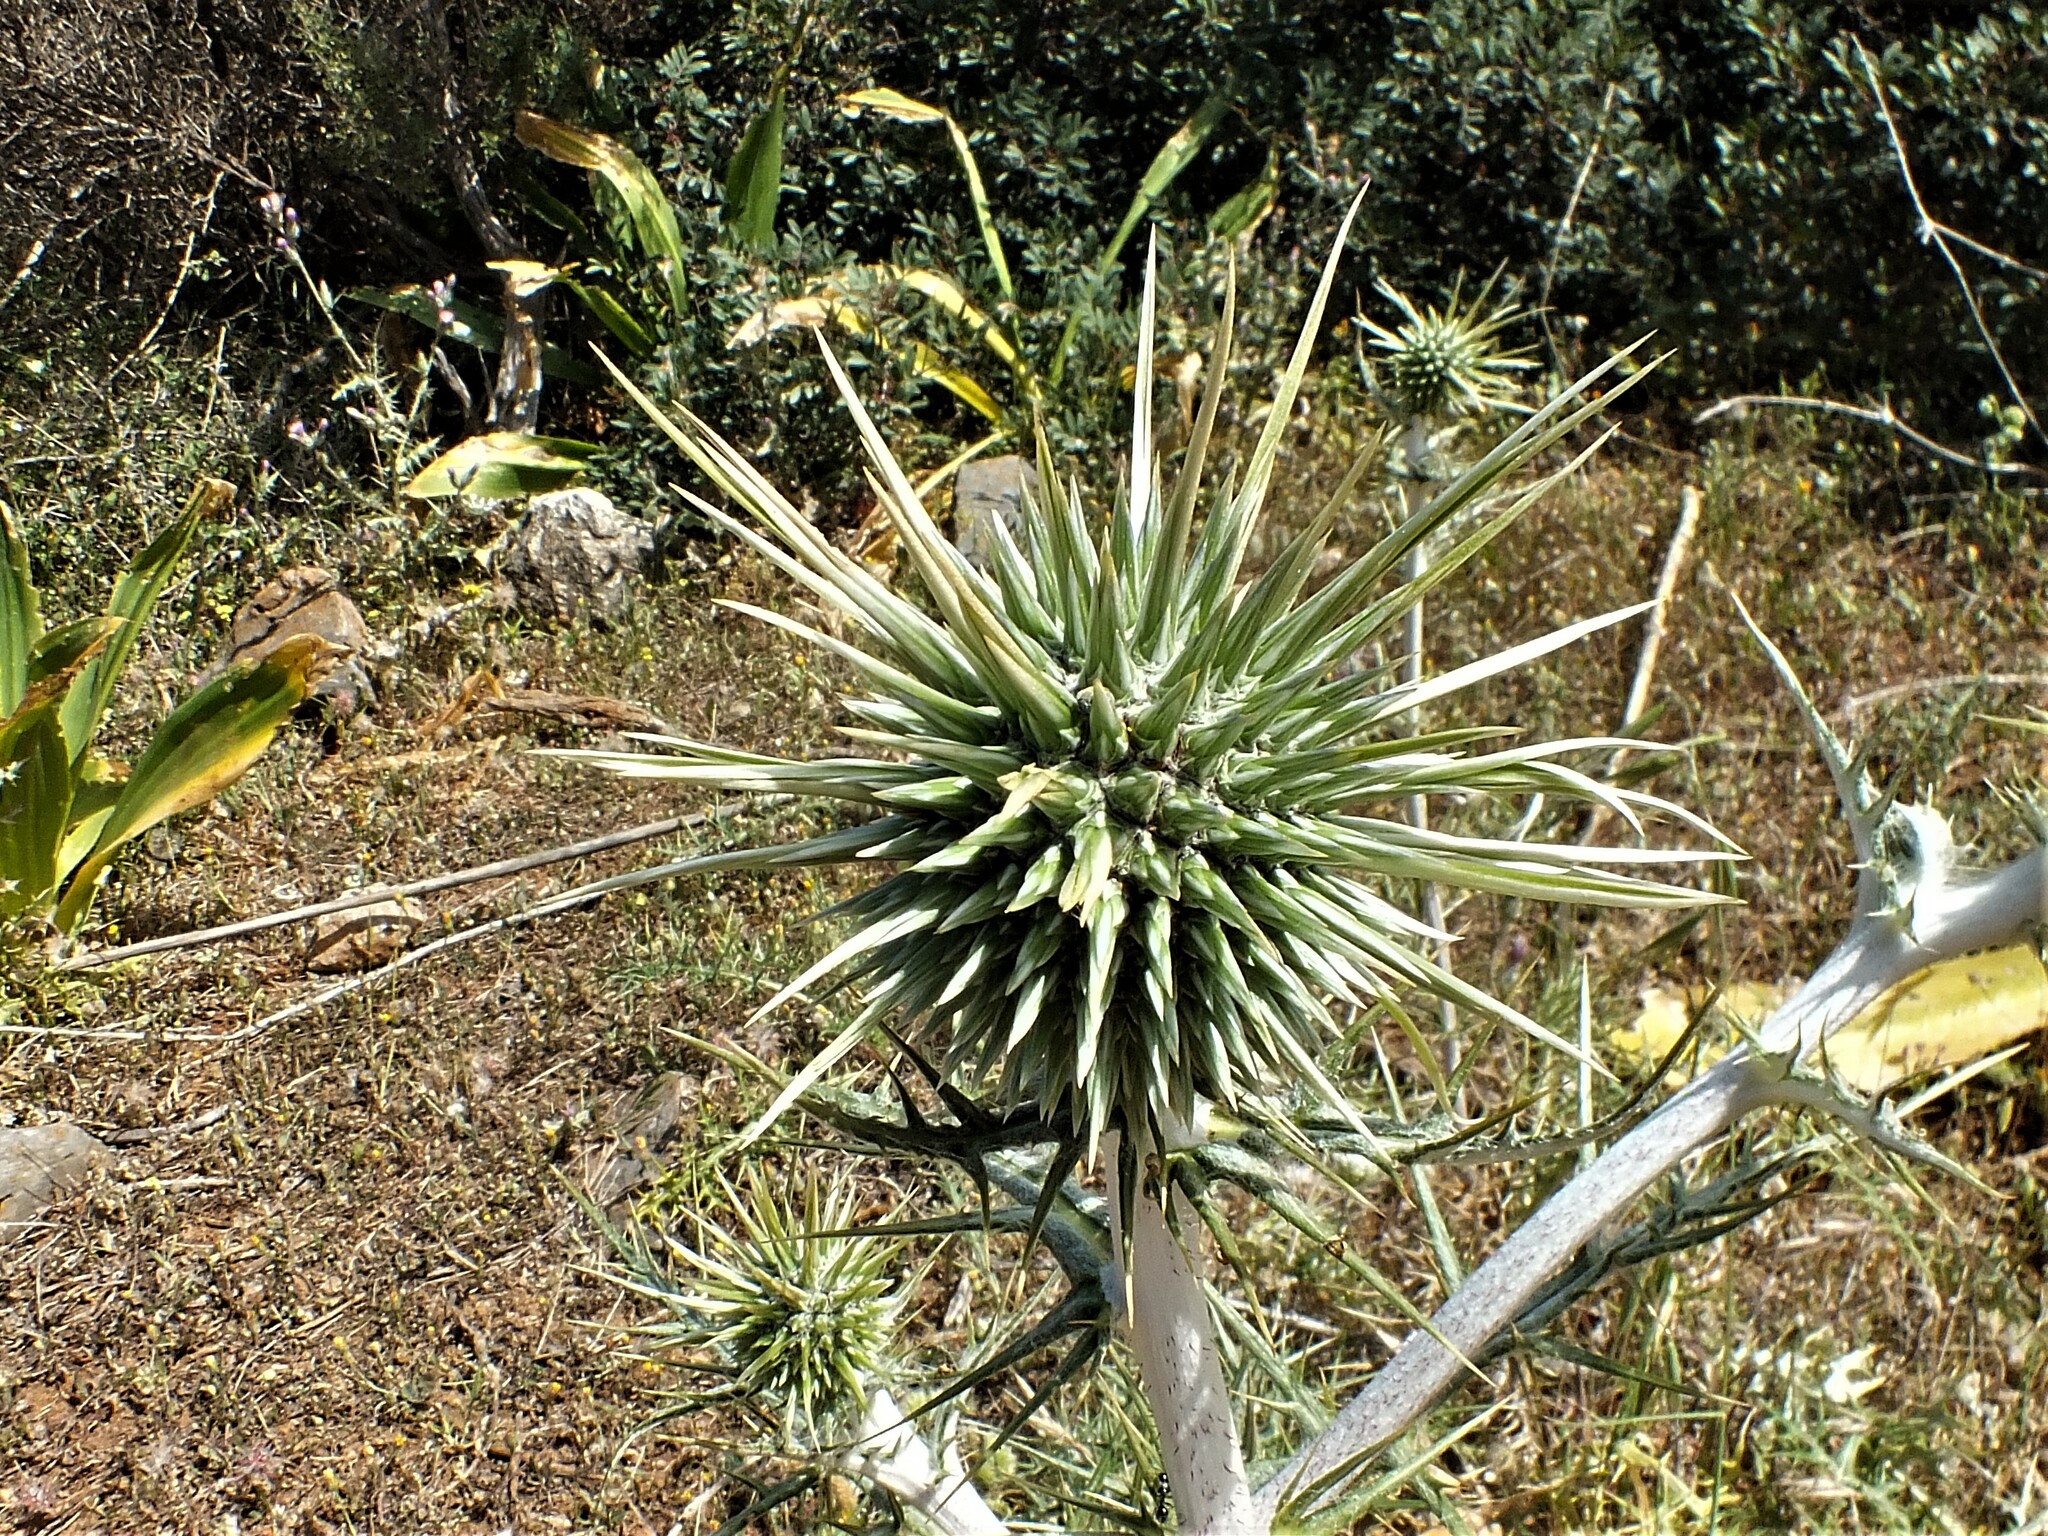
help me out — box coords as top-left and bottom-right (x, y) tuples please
(952, 455), (1041, 571)
(306, 896), (425, 974)
(213, 566), (375, 718)
(0, 1123), (114, 1237)
(498, 489), (656, 626)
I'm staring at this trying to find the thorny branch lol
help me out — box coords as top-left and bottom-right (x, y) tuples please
(1248, 617), (2047, 1527)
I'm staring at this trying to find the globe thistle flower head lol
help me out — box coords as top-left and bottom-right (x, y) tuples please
(625, 1168), (900, 1445)
(570, 195), (1736, 1156)
(1356, 271), (1534, 421)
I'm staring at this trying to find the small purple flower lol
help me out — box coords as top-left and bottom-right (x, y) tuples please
(259, 191), (303, 252)
(429, 275), (457, 329)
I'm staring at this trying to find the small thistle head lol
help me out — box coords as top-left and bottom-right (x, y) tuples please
(630, 1168), (899, 1444)
(560, 202), (1734, 1156)
(1356, 272), (1532, 421)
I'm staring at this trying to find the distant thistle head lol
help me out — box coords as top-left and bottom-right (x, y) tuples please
(1356, 271), (1533, 421)
(566, 196), (1733, 1155)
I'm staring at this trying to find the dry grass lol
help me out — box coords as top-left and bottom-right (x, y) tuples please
(2, 427), (2046, 1535)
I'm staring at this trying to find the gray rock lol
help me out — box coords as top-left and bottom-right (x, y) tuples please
(499, 489), (656, 626)
(0, 1123), (114, 1237)
(213, 566), (375, 718)
(952, 456), (1041, 571)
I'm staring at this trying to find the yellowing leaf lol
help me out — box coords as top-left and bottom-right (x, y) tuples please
(840, 93), (1013, 300)
(54, 634), (332, 933)
(404, 432), (602, 501)
(906, 343), (1002, 422)
(513, 112), (690, 316)
(727, 291), (865, 348)
(1617, 947), (2048, 1093)
(839, 88), (948, 124)
(487, 259), (568, 297)
(1827, 944), (2048, 1091)
(890, 267), (1021, 370)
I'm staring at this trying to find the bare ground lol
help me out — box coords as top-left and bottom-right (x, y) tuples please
(3, 448), (2045, 1534)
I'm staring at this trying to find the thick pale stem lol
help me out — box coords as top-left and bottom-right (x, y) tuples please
(1253, 1053), (1764, 1524)
(1254, 840), (2046, 1527)
(1108, 1129), (1255, 1534)
(842, 1389), (1007, 1536)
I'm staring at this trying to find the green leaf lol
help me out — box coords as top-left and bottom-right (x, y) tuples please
(343, 285), (603, 383)
(62, 478), (228, 763)
(514, 111), (690, 316)
(1100, 90), (1231, 276)
(1209, 150), (1279, 241)
(0, 504), (40, 717)
(562, 280), (656, 358)
(55, 765), (122, 886)
(403, 432), (602, 500)
(28, 617), (123, 691)
(344, 284), (504, 350)
(53, 633), (328, 933)
(0, 701), (71, 919)
(724, 88), (788, 255)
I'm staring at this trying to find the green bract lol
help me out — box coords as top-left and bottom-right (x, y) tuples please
(1356, 271), (1534, 421)
(617, 1169), (900, 1446)
(562, 198), (1736, 1151)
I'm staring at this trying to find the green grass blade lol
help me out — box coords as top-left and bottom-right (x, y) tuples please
(61, 478), (227, 762)
(0, 505), (40, 716)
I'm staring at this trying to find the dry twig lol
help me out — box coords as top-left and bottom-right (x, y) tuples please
(1853, 37), (2043, 451)
(55, 804), (745, 971)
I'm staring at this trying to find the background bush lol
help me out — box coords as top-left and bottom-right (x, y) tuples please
(4, 0), (2042, 504)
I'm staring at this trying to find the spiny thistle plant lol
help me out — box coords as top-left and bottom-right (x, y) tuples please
(1355, 271), (1533, 426)
(560, 199), (1734, 1166)
(610, 1168), (900, 1446)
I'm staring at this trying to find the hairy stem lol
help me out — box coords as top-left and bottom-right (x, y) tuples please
(1107, 1127), (1254, 1533)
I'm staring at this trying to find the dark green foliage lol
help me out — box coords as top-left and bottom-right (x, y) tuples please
(12, 0), (2038, 507)
(1286, 2), (2047, 439)
(477, 0), (2043, 473)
